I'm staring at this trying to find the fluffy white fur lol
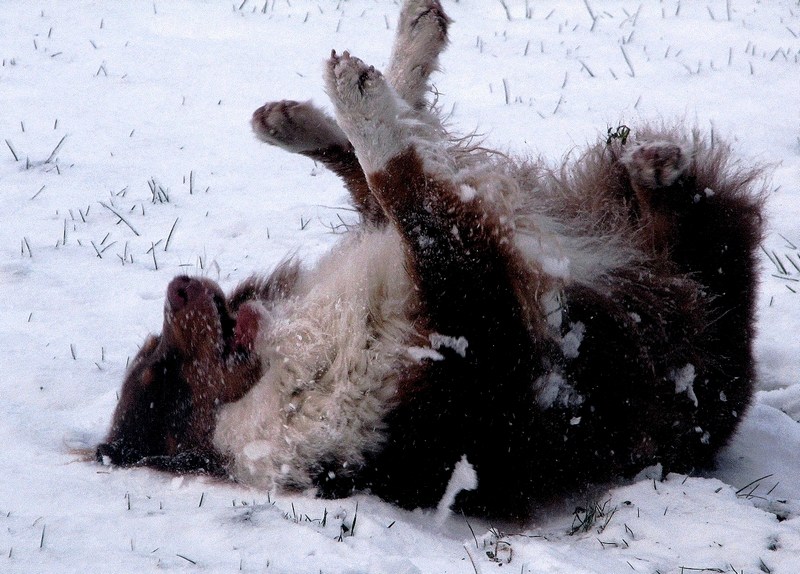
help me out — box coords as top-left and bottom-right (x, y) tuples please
(213, 228), (419, 491)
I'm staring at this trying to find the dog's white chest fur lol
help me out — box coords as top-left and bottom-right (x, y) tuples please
(213, 228), (418, 491)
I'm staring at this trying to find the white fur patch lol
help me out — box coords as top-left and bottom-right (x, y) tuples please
(513, 208), (643, 290)
(242, 440), (271, 461)
(213, 228), (418, 491)
(327, 54), (451, 177)
(514, 233), (571, 281)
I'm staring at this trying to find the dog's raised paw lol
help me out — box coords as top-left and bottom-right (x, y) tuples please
(622, 141), (691, 190)
(251, 100), (347, 154)
(325, 50), (411, 174)
(402, 0), (450, 41)
(326, 51), (392, 115)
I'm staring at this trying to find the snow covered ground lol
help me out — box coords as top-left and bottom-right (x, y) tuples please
(1, 1), (799, 572)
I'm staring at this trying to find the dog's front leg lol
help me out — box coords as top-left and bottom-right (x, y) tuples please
(325, 50), (543, 354)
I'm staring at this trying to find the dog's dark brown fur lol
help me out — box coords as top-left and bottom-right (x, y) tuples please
(98, 0), (764, 520)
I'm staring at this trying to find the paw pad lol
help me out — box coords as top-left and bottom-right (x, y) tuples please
(623, 141), (690, 189)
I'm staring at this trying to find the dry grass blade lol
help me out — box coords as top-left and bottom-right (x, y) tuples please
(5, 139), (19, 161)
(736, 473), (775, 499)
(46, 135), (67, 163)
(165, 217), (179, 251)
(99, 202), (140, 236)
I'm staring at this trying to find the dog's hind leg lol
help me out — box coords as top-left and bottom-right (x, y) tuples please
(386, 0), (451, 110)
(621, 137), (764, 454)
(620, 138), (763, 319)
(620, 140), (692, 254)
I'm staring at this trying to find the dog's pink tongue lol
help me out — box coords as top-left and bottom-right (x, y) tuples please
(235, 303), (261, 351)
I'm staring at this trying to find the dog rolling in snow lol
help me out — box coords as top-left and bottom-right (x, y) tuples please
(97, 0), (765, 519)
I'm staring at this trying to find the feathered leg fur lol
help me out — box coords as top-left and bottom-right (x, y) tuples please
(251, 0), (451, 225)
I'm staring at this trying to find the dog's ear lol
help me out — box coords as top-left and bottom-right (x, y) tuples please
(96, 333), (193, 467)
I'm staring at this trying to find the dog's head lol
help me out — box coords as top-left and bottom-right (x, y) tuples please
(96, 276), (263, 474)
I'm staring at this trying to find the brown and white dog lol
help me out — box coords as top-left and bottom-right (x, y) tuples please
(97, 0), (765, 519)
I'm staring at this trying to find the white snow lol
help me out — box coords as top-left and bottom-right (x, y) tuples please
(672, 363), (699, 407)
(2, 1), (800, 573)
(435, 456), (478, 527)
(457, 184), (477, 202)
(536, 371), (584, 409)
(561, 321), (586, 360)
(408, 346), (445, 363)
(429, 333), (469, 358)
